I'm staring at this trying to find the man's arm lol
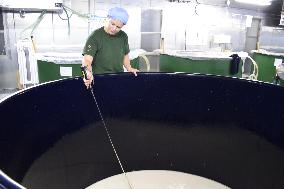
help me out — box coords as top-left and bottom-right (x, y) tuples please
(123, 54), (139, 76)
(82, 54), (93, 71)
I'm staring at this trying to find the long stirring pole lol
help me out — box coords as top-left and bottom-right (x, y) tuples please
(81, 66), (133, 189)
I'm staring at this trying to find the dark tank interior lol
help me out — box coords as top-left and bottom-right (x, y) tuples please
(0, 73), (284, 189)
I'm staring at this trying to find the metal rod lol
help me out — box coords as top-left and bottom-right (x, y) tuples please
(81, 66), (133, 188)
(89, 85), (133, 189)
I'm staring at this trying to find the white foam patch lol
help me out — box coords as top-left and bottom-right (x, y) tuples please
(86, 170), (230, 189)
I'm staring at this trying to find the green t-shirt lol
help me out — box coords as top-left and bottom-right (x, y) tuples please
(82, 27), (130, 74)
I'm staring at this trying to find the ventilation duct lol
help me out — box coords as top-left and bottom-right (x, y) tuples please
(0, 0), (63, 12)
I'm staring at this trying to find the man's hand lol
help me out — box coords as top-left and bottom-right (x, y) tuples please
(83, 69), (93, 89)
(82, 55), (94, 88)
(123, 54), (139, 76)
(127, 67), (139, 76)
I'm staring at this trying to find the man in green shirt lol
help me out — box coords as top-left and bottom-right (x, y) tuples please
(82, 7), (139, 88)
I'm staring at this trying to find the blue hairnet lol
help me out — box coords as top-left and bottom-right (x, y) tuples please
(108, 7), (129, 25)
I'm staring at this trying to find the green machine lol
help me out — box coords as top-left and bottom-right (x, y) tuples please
(159, 53), (242, 78)
(37, 55), (139, 83)
(252, 51), (284, 86)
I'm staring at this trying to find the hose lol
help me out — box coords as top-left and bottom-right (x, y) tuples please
(62, 6), (71, 36)
(138, 54), (150, 71)
(247, 56), (259, 80)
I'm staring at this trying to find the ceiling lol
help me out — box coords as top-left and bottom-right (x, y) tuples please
(169, 0), (283, 16)
(1, 0), (283, 17)
(229, 0), (283, 15)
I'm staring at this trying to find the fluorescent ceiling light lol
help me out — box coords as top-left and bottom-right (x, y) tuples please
(235, 0), (272, 6)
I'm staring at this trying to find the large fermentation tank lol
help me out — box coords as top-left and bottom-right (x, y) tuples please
(252, 50), (284, 86)
(36, 53), (139, 83)
(159, 52), (243, 77)
(0, 73), (284, 189)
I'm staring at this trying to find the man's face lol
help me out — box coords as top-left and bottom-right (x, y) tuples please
(105, 18), (124, 35)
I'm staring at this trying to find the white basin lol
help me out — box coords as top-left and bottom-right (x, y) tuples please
(86, 170), (230, 189)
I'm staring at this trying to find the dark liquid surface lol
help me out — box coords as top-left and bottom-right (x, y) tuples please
(22, 118), (284, 189)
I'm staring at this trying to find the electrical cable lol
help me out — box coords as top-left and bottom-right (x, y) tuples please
(61, 4), (88, 19)
(195, 0), (200, 15)
(58, 11), (73, 20)
(20, 10), (46, 38)
(62, 6), (71, 36)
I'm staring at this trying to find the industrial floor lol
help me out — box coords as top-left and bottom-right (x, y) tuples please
(0, 89), (18, 100)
